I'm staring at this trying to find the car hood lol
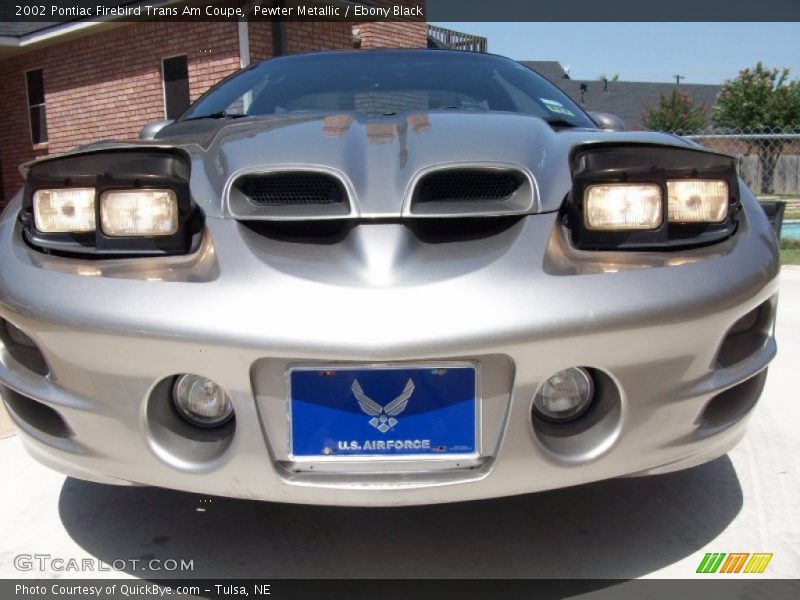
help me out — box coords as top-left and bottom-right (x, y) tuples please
(25, 112), (697, 217)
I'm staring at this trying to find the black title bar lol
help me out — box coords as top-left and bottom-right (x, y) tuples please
(0, 0), (799, 24)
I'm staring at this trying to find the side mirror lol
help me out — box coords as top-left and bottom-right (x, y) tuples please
(139, 119), (174, 140)
(588, 112), (626, 132)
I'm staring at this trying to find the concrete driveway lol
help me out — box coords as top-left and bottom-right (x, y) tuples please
(1, 270), (798, 580)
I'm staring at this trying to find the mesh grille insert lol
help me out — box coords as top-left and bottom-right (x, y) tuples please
(240, 173), (345, 206)
(415, 169), (523, 203)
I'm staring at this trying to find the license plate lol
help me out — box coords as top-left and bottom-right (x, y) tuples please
(289, 365), (477, 458)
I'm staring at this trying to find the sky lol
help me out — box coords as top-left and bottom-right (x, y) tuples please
(432, 22), (800, 85)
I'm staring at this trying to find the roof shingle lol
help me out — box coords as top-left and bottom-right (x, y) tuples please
(522, 60), (720, 129)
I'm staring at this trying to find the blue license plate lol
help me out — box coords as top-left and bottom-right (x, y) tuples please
(289, 365), (477, 458)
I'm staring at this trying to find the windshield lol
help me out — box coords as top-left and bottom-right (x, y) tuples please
(182, 50), (595, 128)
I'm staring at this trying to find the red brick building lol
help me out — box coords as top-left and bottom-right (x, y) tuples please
(0, 13), (430, 206)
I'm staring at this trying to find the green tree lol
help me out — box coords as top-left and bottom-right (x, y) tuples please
(643, 87), (708, 134)
(713, 63), (800, 193)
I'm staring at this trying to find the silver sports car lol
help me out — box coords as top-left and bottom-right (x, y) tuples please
(0, 50), (779, 505)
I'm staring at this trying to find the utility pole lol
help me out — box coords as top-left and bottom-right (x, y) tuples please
(673, 74), (684, 85)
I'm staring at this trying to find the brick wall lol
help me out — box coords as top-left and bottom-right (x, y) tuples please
(353, 0), (426, 48)
(248, 21), (353, 62)
(248, 20), (272, 62)
(287, 21), (354, 54)
(0, 21), (240, 204)
(354, 23), (427, 49)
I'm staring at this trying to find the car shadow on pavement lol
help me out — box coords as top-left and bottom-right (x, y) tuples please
(58, 455), (741, 579)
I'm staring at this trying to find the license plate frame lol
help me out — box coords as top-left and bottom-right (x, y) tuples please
(287, 362), (480, 460)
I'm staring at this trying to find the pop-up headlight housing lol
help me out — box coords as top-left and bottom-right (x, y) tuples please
(566, 143), (740, 250)
(21, 148), (201, 256)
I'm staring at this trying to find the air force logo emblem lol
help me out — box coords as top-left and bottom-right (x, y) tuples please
(351, 378), (414, 432)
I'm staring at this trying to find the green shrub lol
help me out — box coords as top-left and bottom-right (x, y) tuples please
(780, 237), (800, 250)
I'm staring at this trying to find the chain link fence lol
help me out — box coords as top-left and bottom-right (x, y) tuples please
(681, 127), (800, 197)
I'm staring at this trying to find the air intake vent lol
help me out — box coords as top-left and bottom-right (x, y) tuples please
(408, 167), (534, 217)
(417, 170), (521, 203)
(229, 171), (354, 219)
(242, 173), (344, 206)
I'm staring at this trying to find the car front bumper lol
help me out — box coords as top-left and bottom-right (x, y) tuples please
(0, 188), (779, 506)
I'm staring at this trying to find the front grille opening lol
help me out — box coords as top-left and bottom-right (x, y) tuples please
(1, 385), (70, 438)
(240, 172), (346, 206)
(407, 215), (524, 243)
(241, 216), (523, 245)
(699, 369), (767, 431)
(415, 169), (525, 204)
(0, 319), (49, 376)
(715, 297), (776, 368)
(239, 219), (356, 244)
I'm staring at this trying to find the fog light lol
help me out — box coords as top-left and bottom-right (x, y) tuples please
(533, 367), (594, 423)
(172, 374), (233, 427)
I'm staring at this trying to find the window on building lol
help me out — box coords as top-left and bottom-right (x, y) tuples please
(26, 69), (47, 145)
(162, 55), (190, 120)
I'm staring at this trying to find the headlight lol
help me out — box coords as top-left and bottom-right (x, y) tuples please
(584, 184), (662, 230)
(33, 188), (96, 233)
(667, 180), (728, 223)
(22, 149), (197, 257)
(100, 189), (179, 236)
(568, 143), (739, 250)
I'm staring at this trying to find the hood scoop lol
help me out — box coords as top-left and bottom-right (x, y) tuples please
(228, 169), (357, 220)
(405, 166), (535, 217)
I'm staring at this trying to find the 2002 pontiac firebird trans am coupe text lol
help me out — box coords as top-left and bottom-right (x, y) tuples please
(0, 50), (779, 506)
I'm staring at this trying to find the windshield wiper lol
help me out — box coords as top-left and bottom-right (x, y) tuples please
(182, 111), (249, 122)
